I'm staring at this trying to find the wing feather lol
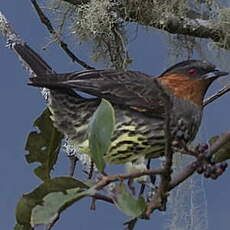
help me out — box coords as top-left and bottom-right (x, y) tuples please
(29, 70), (168, 114)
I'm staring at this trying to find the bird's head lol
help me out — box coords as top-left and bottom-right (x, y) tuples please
(158, 60), (228, 106)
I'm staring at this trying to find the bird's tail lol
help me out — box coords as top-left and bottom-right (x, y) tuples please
(0, 11), (54, 76)
(28, 74), (68, 89)
(0, 11), (81, 99)
(13, 43), (54, 76)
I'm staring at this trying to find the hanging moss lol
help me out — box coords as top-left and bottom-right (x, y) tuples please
(43, 0), (229, 68)
(216, 8), (230, 49)
(71, 0), (130, 70)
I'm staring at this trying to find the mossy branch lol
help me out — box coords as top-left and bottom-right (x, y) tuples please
(61, 0), (230, 49)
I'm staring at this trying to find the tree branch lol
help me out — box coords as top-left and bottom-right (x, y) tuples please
(91, 193), (114, 204)
(169, 161), (198, 190)
(93, 168), (164, 191)
(61, 0), (227, 47)
(170, 130), (230, 189)
(68, 156), (78, 176)
(31, 0), (95, 70)
(127, 14), (224, 45)
(203, 84), (230, 107)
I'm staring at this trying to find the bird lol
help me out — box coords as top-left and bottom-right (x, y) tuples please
(12, 43), (228, 164)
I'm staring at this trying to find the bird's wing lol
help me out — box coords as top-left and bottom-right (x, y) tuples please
(29, 69), (169, 113)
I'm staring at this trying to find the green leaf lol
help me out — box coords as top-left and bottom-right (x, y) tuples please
(111, 183), (146, 217)
(15, 177), (93, 230)
(31, 187), (95, 227)
(209, 136), (230, 162)
(25, 108), (63, 181)
(88, 99), (115, 172)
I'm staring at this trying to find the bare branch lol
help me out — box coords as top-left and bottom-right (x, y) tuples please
(128, 14), (224, 44)
(93, 168), (164, 191)
(31, 0), (95, 70)
(139, 159), (152, 196)
(203, 84), (230, 107)
(170, 130), (230, 189)
(91, 193), (114, 204)
(68, 156), (78, 176)
(169, 161), (198, 190)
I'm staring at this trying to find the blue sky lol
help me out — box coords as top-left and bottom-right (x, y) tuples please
(0, 1), (229, 230)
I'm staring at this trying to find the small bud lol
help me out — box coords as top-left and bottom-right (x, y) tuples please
(215, 168), (224, 176)
(198, 143), (209, 153)
(220, 162), (228, 171)
(210, 173), (218, 180)
(204, 151), (210, 158)
(209, 165), (217, 174)
(201, 143), (209, 150)
(206, 165), (213, 174)
(197, 167), (204, 174)
(209, 158), (215, 165)
(204, 171), (210, 178)
(191, 162), (199, 168)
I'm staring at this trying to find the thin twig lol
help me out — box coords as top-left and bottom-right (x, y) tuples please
(31, 0), (95, 70)
(169, 160), (198, 190)
(90, 197), (96, 210)
(139, 159), (151, 196)
(93, 168), (164, 191)
(170, 130), (230, 189)
(91, 193), (114, 204)
(68, 156), (78, 177)
(203, 84), (230, 107)
(88, 160), (94, 179)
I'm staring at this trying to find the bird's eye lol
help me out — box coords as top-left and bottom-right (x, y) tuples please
(188, 68), (197, 76)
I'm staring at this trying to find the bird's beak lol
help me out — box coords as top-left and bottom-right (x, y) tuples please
(203, 69), (229, 79)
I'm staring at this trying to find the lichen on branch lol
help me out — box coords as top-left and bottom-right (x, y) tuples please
(52, 0), (230, 63)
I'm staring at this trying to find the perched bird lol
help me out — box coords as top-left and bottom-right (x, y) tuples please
(13, 43), (228, 164)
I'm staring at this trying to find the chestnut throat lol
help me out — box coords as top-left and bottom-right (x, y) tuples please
(158, 73), (213, 106)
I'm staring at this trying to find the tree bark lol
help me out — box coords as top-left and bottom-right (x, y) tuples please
(61, 0), (227, 48)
